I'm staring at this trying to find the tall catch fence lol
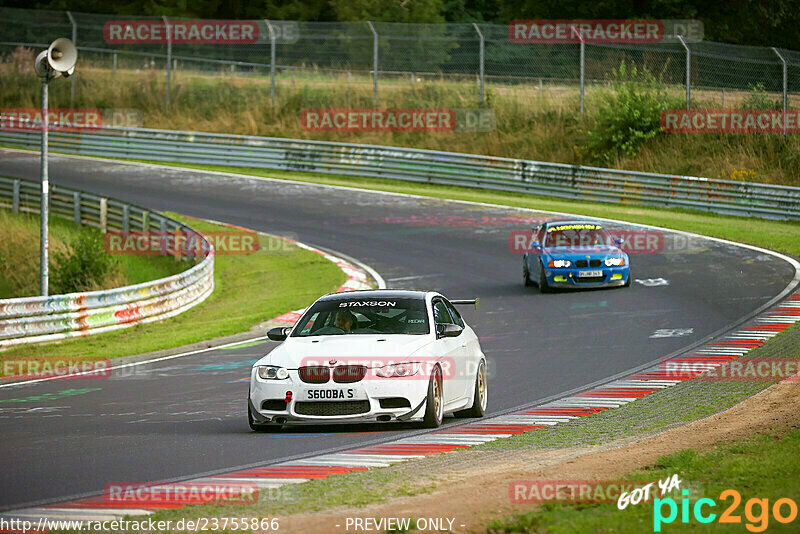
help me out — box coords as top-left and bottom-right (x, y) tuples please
(1, 7), (798, 112)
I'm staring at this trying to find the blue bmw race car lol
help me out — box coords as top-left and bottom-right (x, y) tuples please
(522, 220), (630, 292)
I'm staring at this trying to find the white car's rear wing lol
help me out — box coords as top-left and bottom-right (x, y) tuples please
(451, 298), (479, 310)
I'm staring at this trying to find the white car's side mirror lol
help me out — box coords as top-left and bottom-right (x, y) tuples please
(437, 324), (463, 338)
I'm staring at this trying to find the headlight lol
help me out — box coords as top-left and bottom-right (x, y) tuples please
(604, 257), (626, 266)
(548, 259), (572, 268)
(257, 366), (289, 380)
(375, 362), (422, 378)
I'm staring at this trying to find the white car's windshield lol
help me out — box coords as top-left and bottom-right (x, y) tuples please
(292, 298), (430, 337)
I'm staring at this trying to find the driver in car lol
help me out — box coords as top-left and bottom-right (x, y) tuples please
(334, 310), (357, 333)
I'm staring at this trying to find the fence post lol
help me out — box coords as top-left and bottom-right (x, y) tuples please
(570, 26), (585, 115)
(73, 191), (80, 225)
(264, 19), (276, 100)
(163, 16), (172, 109)
(772, 47), (788, 137)
(39, 80), (49, 296)
(122, 204), (130, 233)
(142, 210), (150, 231)
(472, 23), (485, 106)
(100, 197), (108, 233)
(678, 35), (691, 109)
(12, 180), (20, 214)
(367, 21), (378, 105)
(112, 52), (117, 78)
(66, 10), (77, 107)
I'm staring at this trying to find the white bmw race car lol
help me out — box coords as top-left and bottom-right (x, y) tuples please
(248, 290), (487, 430)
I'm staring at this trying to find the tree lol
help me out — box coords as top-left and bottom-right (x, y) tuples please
(330, 0), (445, 23)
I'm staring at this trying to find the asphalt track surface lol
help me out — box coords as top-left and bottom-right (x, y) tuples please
(0, 149), (796, 511)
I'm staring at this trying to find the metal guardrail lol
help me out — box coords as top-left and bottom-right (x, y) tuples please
(0, 175), (214, 347)
(1, 124), (798, 220)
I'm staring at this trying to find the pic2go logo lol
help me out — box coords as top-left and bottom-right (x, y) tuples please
(653, 489), (798, 532)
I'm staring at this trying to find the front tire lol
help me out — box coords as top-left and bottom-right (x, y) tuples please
(623, 271), (631, 287)
(539, 261), (552, 293)
(523, 260), (535, 287)
(455, 360), (487, 418)
(422, 365), (444, 428)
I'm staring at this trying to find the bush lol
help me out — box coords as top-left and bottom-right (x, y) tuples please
(740, 83), (782, 110)
(579, 62), (683, 165)
(51, 231), (118, 294)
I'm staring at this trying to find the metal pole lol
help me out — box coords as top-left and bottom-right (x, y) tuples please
(472, 23), (485, 106)
(772, 47), (788, 137)
(264, 20), (276, 100)
(163, 16), (171, 109)
(112, 52), (117, 77)
(571, 26), (584, 115)
(66, 11), (77, 107)
(40, 77), (50, 296)
(678, 35), (690, 109)
(580, 39), (585, 115)
(367, 21), (378, 105)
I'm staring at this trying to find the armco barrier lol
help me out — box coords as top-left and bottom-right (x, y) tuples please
(1, 123), (798, 220)
(0, 175), (214, 347)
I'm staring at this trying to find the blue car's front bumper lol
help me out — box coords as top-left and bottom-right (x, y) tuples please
(544, 266), (629, 288)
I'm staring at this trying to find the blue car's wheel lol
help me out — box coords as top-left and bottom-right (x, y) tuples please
(539, 261), (552, 293)
(523, 261), (535, 287)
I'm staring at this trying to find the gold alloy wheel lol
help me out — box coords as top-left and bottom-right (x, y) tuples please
(433, 370), (443, 422)
(478, 362), (487, 411)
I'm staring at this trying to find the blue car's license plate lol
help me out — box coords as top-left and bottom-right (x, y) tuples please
(579, 270), (603, 277)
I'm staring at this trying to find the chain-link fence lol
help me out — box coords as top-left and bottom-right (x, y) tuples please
(2, 6), (799, 114)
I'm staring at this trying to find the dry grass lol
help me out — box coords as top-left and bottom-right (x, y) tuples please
(2, 47), (799, 186)
(0, 209), (183, 298)
(0, 210), (68, 296)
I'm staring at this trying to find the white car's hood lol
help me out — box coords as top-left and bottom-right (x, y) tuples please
(255, 334), (435, 368)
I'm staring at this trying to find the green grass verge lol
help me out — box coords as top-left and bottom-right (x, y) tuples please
(475, 321), (800, 451)
(487, 426), (800, 533)
(0, 208), (184, 298)
(0, 213), (346, 365)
